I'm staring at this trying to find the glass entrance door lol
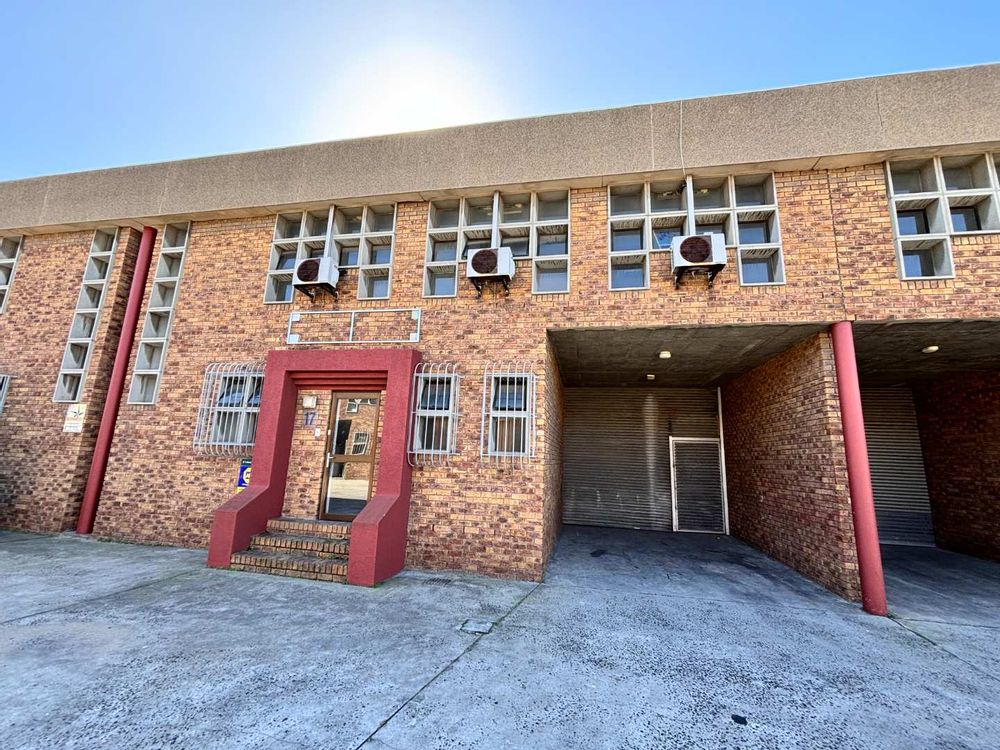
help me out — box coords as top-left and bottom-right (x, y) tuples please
(319, 392), (381, 521)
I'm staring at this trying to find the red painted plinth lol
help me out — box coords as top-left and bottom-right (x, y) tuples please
(831, 321), (888, 616)
(206, 348), (421, 587)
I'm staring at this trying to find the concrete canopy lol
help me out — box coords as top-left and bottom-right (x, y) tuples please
(549, 323), (827, 387)
(854, 320), (1000, 385)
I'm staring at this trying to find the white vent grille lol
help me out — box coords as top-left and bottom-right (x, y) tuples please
(408, 362), (461, 466)
(193, 362), (265, 456)
(480, 362), (537, 467)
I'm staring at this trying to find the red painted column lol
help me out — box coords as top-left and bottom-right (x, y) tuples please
(830, 321), (888, 615)
(76, 226), (157, 535)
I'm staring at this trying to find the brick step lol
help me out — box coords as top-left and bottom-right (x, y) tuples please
(249, 531), (349, 556)
(266, 516), (352, 539)
(229, 549), (348, 582)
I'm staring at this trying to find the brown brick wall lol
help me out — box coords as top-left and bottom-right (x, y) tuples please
(3, 161), (998, 589)
(721, 332), (861, 600)
(0, 227), (138, 532)
(914, 371), (1000, 561)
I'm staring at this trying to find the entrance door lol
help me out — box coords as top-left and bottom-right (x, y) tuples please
(319, 392), (381, 521)
(670, 437), (728, 533)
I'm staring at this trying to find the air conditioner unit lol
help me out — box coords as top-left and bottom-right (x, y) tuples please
(466, 246), (516, 296)
(670, 233), (727, 288)
(293, 256), (339, 297)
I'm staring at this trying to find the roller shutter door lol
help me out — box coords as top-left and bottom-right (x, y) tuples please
(862, 387), (934, 545)
(562, 388), (721, 531)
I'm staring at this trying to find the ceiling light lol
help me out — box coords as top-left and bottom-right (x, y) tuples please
(646, 373), (656, 381)
(658, 350), (671, 359)
(922, 345), (940, 354)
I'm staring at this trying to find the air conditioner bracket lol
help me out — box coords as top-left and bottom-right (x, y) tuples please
(674, 264), (725, 290)
(470, 276), (511, 298)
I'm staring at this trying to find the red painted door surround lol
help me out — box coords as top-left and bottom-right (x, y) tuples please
(207, 348), (421, 586)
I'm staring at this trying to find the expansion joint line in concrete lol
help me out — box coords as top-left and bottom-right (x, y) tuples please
(888, 616), (1000, 687)
(354, 582), (542, 750)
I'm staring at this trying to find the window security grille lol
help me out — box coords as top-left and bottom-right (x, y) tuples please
(54, 228), (118, 402)
(129, 223), (190, 404)
(193, 362), (265, 456)
(408, 362), (461, 466)
(0, 235), (23, 314)
(480, 362), (537, 466)
(0, 374), (10, 413)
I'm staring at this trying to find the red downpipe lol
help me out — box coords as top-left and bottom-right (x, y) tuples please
(76, 226), (157, 535)
(830, 321), (888, 616)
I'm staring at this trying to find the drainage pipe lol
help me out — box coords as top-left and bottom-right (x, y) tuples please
(76, 226), (157, 534)
(830, 320), (888, 616)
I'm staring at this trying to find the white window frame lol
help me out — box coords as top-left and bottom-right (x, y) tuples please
(607, 174), (784, 290)
(264, 203), (397, 304)
(886, 153), (1000, 281)
(54, 228), (119, 403)
(128, 223), (190, 404)
(0, 235), (23, 315)
(480, 363), (537, 466)
(193, 362), (265, 456)
(424, 191), (570, 297)
(0, 374), (11, 413)
(408, 363), (461, 466)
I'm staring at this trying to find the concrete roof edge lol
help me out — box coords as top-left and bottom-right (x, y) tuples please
(2, 63), (999, 233)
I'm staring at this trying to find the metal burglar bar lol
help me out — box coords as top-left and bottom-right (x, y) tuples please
(408, 362), (461, 466)
(0, 374), (11, 413)
(481, 362), (537, 467)
(193, 362), (265, 456)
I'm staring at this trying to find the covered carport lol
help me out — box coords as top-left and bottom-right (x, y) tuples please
(854, 320), (1000, 618)
(548, 322), (867, 603)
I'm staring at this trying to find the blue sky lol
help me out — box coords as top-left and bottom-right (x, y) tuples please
(1, 0), (997, 181)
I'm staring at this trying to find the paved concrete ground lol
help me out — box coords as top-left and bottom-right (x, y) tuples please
(2, 527), (999, 749)
(882, 544), (1000, 678)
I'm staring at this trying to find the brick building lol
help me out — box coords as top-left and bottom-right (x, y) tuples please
(2, 64), (999, 613)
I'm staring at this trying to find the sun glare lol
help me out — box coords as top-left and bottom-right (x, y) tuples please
(308, 45), (508, 141)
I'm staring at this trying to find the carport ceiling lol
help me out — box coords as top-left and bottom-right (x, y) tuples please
(854, 320), (1000, 385)
(549, 324), (827, 387)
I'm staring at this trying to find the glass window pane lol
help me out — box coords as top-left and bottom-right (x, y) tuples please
(735, 183), (767, 206)
(366, 275), (390, 298)
(650, 183), (684, 212)
(653, 227), (682, 249)
(902, 248), (936, 278)
(535, 264), (568, 293)
(892, 169), (924, 195)
(537, 192), (569, 220)
(431, 240), (457, 262)
(370, 244), (392, 265)
(611, 228), (643, 252)
(741, 256), (777, 284)
(416, 415), (451, 452)
(419, 377), (452, 410)
(501, 194), (530, 223)
(339, 245), (360, 266)
(610, 186), (643, 215)
(738, 221), (770, 244)
(504, 236), (530, 257)
(491, 416), (526, 454)
(537, 232), (567, 256)
(493, 378), (527, 410)
(611, 261), (645, 289)
(897, 210), (928, 236)
(275, 247), (297, 270)
(951, 207), (981, 232)
(427, 268), (456, 296)
(943, 166), (974, 191)
(466, 198), (493, 225)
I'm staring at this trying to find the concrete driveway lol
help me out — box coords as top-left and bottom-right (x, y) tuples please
(2, 527), (999, 749)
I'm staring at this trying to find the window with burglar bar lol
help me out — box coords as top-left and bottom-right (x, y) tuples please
(481, 363), (536, 465)
(193, 363), (265, 456)
(351, 431), (371, 455)
(408, 363), (461, 466)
